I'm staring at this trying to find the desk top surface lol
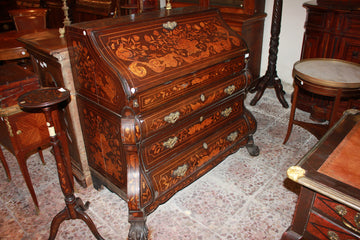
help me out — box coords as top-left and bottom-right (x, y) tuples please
(293, 58), (360, 88)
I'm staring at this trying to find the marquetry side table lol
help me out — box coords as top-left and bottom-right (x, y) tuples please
(282, 109), (360, 240)
(18, 87), (104, 240)
(284, 58), (360, 143)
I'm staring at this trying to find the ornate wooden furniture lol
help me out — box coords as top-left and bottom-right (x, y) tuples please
(249, 0), (288, 108)
(18, 87), (104, 240)
(298, 1), (360, 123)
(172, 0), (266, 79)
(282, 109), (360, 240)
(0, 63), (49, 212)
(8, 8), (47, 32)
(18, 29), (91, 187)
(0, 30), (30, 61)
(66, 7), (259, 239)
(284, 58), (360, 143)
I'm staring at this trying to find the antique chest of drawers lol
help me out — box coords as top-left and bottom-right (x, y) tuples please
(66, 7), (259, 239)
(282, 110), (360, 240)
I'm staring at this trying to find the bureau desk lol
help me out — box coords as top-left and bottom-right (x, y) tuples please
(66, 7), (259, 239)
(282, 109), (360, 240)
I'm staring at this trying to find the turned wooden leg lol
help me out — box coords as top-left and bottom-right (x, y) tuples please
(0, 147), (11, 181)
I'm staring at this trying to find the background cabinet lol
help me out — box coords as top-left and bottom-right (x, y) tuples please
(298, 1), (360, 122)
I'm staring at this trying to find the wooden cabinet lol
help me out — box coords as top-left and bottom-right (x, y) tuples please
(282, 110), (360, 240)
(66, 7), (259, 238)
(18, 30), (91, 187)
(298, 1), (360, 122)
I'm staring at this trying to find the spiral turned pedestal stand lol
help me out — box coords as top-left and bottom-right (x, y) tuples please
(249, 0), (289, 108)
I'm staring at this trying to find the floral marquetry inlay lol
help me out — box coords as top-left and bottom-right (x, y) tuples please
(104, 18), (244, 78)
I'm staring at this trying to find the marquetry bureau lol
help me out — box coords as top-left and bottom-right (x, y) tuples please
(66, 7), (259, 239)
(282, 109), (360, 240)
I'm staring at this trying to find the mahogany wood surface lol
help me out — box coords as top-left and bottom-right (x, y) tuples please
(298, 1), (360, 123)
(66, 7), (259, 239)
(282, 110), (360, 240)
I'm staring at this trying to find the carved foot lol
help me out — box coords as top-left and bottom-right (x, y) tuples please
(245, 136), (260, 156)
(128, 220), (149, 240)
(273, 78), (289, 108)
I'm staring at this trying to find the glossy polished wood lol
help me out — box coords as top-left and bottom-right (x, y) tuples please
(282, 110), (360, 240)
(0, 30), (29, 61)
(18, 87), (104, 240)
(284, 59), (360, 143)
(67, 7), (259, 239)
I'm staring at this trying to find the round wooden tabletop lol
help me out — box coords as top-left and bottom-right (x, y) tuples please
(293, 58), (360, 89)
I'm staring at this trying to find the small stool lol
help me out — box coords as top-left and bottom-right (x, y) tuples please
(18, 87), (104, 240)
(284, 58), (360, 144)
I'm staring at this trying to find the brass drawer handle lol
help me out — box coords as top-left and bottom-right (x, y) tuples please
(164, 111), (180, 124)
(16, 130), (22, 135)
(327, 231), (339, 240)
(221, 107), (232, 117)
(200, 94), (206, 102)
(163, 136), (178, 149)
(163, 21), (177, 30)
(203, 142), (208, 150)
(227, 131), (238, 142)
(224, 85), (236, 95)
(335, 205), (360, 233)
(172, 164), (188, 178)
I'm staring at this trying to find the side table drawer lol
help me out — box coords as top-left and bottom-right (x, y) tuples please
(313, 194), (360, 237)
(306, 212), (358, 240)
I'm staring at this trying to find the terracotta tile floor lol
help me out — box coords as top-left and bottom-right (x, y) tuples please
(0, 86), (318, 240)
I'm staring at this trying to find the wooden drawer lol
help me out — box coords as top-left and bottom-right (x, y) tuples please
(313, 194), (360, 237)
(142, 94), (245, 170)
(342, 14), (360, 37)
(139, 74), (248, 138)
(148, 112), (253, 197)
(305, 9), (328, 30)
(306, 212), (358, 240)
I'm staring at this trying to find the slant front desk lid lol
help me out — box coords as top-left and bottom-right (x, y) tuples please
(65, 7), (248, 98)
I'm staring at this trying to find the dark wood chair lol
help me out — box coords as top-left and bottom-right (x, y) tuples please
(8, 8), (47, 32)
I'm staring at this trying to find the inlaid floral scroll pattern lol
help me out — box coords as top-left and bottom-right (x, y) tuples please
(108, 18), (244, 77)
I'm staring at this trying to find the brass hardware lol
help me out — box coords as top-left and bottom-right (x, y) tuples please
(164, 111), (180, 124)
(200, 94), (206, 102)
(221, 107), (232, 117)
(203, 142), (208, 149)
(227, 131), (238, 142)
(133, 100), (139, 108)
(163, 136), (178, 149)
(335, 204), (360, 234)
(16, 130), (22, 135)
(287, 166), (306, 182)
(163, 21), (177, 30)
(224, 85), (236, 95)
(200, 116), (204, 122)
(4, 117), (13, 137)
(172, 164), (188, 178)
(327, 231), (339, 240)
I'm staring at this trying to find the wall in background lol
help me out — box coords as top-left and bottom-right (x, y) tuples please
(261, 0), (308, 89)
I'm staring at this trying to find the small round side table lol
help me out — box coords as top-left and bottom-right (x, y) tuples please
(284, 58), (360, 144)
(18, 87), (104, 240)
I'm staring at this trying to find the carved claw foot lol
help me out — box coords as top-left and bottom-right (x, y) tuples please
(128, 221), (149, 240)
(245, 136), (260, 156)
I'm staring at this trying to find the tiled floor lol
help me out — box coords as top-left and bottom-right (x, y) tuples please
(0, 85), (319, 240)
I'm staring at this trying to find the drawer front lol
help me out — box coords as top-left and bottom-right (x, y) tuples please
(139, 74), (248, 138)
(313, 194), (360, 236)
(337, 37), (360, 64)
(342, 14), (360, 37)
(136, 56), (246, 112)
(306, 212), (358, 240)
(305, 9), (328, 30)
(147, 113), (253, 197)
(141, 94), (245, 170)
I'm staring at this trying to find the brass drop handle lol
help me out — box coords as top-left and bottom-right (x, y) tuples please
(224, 85), (236, 95)
(163, 136), (178, 149)
(335, 205), (360, 234)
(221, 107), (232, 117)
(227, 131), (238, 142)
(164, 111), (180, 124)
(327, 231), (339, 240)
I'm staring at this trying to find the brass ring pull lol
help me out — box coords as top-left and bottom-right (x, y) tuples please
(335, 205), (360, 234)
(227, 131), (238, 142)
(163, 136), (178, 149)
(164, 111), (180, 124)
(221, 107), (232, 117)
(224, 85), (236, 95)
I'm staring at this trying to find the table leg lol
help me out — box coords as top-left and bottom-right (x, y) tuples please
(329, 89), (342, 127)
(284, 83), (299, 144)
